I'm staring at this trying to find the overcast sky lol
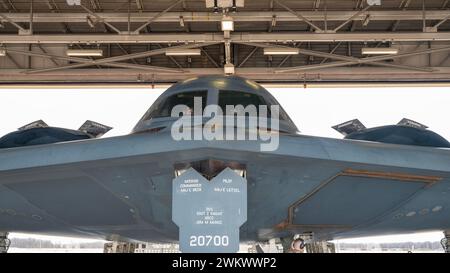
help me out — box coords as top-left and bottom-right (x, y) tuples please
(1, 86), (448, 245)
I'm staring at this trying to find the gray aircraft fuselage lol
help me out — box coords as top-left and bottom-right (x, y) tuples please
(1, 76), (450, 245)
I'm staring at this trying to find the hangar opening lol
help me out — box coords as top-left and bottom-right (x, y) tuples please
(1, 0), (450, 254)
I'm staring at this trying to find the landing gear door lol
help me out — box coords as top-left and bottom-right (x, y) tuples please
(172, 167), (247, 253)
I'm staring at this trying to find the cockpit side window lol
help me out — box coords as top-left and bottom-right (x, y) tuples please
(144, 91), (207, 119)
(218, 90), (290, 121)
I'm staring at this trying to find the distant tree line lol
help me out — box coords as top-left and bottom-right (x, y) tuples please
(10, 238), (103, 249)
(10, 238), (443, 251)
(338, 241), (442, 251)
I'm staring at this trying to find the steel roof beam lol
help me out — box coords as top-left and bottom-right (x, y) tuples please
(333, 5), (371, 32)
(391, 0), (412, 32)
(2, 67), (450, 84)
(276, 46), (450, 73)
(434, 13), (450, 29)
(238, 46), (258, 68)
(320, 42), (342, 64)
(4, 54), (22, 69)
(237, 42), (434, 72)
(277, 43), (304, 67)
(232, 32), (450, 43)
(2, 32), (450, 44)
(2, 0), (16, 12)
(0, 34), (224, 44)
(116, 43), (138, 64)
(136, 0), (144, 12)
(236, 41), (356, 62)
(155, 43), (183, 69)
(79, 3), (121, 34)
(0, 13), (27, 32)
(0, 1), (9, 11)
(89, 0), (101, 12)
(134, 0), (183, 33)
(92, 62), (183, 73)
(3, 11), (450, 23)
(200, 48), (220, 68)
(7, 50), (184, 74)
(36, 44), (60, 66)
(273, 0), (323, 32)
(11, 42), (218, 74)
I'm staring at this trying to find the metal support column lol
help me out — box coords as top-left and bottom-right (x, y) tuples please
(306, 241), (336, 253)
(442, 230), (450, 253)
(103, 241), (137, 253)
(0, 232), (10, 253)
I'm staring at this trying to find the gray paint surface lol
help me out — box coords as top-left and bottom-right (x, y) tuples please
(1, 131), (449, 244)
(172, 168), (247, 253)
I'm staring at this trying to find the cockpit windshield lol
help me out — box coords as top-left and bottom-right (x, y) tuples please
(144, 91), (207, 119)
(218, 90), (290, 121)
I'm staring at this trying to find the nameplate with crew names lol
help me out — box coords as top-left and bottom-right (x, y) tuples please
(172, 167), (247, 253)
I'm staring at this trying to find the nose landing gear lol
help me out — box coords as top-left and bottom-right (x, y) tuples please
(305, 241), (336, 253)
(281, 234), (336, 253)
(290, 238), (306, 253)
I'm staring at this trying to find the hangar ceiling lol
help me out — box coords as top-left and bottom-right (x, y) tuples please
(0, 0), (450, 85)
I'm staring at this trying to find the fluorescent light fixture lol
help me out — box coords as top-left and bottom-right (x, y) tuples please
(367, 0), (381, 6)
(224, 63), (235, 74)
(0, 49), (6, 56)
(165, 49), (201, 56)
(221, 15), (234, 31)
(66, 49), (103, 57)
(263, 47), (300, 55)
(66, 0), (81, 5)
(361, 47), (399, 55)
(205, 0), (245, 8)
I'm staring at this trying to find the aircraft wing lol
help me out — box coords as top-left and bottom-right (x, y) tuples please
(1, 131), (450, 242)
